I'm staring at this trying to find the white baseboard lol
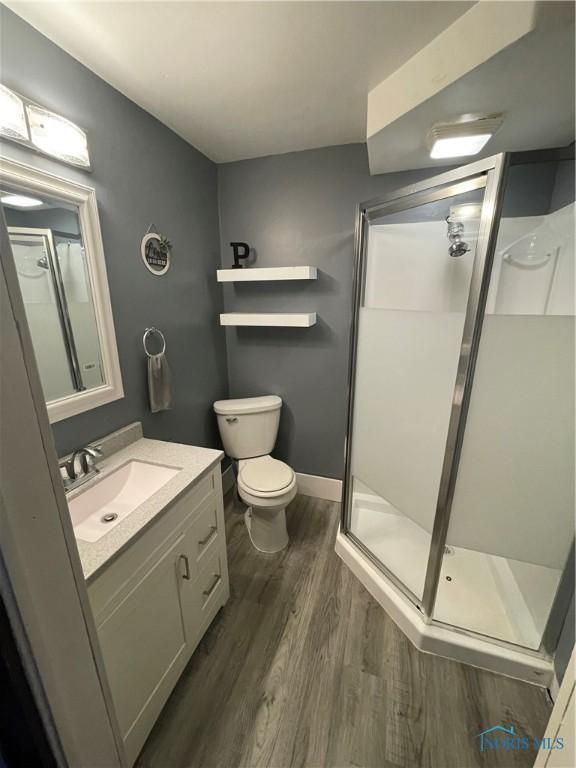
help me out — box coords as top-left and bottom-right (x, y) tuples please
(221, 465), (235, 495)
(221, 465), (342, 503)
(296, 472), (342, 502)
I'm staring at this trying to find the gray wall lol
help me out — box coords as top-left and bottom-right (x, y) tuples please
(550, 156), (575, 212)
(0, 7), (228, 456)
(218, 144), (448, 478)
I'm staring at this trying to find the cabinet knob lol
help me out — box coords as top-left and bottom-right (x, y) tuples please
(179, 554), (191, 580)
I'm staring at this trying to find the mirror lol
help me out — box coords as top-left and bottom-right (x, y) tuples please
(1, 157), (123, 421)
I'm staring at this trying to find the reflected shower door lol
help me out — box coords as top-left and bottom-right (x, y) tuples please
(346, 177), (489, 602)
(10, 231), (76, 401)
(9, 226), (106, 402)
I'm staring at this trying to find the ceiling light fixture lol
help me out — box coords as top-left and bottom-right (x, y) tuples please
(1, 193), (44, 208)
(428, 115), (504, 160)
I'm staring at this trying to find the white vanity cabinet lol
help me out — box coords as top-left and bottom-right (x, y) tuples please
(87, 465), (229, 766)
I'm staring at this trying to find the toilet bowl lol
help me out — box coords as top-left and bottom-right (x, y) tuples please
(213, 395), (297, 553)
(237, 456), (297, 552)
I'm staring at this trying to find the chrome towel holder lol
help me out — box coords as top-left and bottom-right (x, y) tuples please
(143, 327), (166, 357)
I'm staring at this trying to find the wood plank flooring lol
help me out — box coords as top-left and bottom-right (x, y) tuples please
(137, 493), (552, 768)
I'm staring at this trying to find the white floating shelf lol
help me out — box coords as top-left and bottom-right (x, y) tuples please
(220, 312), (317, 327)
(217, 266), (317, 282)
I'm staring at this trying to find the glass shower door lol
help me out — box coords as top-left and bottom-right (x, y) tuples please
(344, 159), (505, 606)
(434, 156), (575, 648)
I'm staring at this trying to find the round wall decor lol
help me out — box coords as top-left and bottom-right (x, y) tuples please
(141, 231), (171, 275)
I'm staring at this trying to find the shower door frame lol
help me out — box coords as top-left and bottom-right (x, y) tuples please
(341, 152), (509, 622)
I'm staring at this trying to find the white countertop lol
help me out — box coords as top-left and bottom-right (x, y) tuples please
(71, 437), (223, 581)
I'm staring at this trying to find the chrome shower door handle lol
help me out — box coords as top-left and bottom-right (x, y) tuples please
(179, 554), (191, 580)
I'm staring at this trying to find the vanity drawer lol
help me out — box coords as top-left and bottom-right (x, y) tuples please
(191, 502), (220, 564)
(196, 548), (227, 626)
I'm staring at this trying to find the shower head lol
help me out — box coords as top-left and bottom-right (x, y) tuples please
(448, 240), (469, 258)
(446, 216), (469, 258)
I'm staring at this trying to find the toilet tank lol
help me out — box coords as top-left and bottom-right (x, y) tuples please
(213, 395), (282, 459)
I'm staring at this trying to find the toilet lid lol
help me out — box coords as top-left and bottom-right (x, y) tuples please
(239, 456), (294, 493)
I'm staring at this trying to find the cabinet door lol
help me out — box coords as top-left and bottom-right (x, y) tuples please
(97, 535), (188, 764)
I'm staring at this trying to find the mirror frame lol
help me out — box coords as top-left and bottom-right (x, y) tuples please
(0, 155), (124, 422)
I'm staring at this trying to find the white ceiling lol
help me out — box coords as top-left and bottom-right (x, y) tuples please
(6, 1), (474, 163)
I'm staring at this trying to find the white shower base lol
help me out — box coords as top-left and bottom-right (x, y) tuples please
(351, 496), (561, 649)
(337, 486), (560, 685)
(336, 531), (554, 686)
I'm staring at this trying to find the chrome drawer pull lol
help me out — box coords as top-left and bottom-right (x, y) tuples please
(203, 573), (221, 597)
(198, 525), (217, 546)
(179, 554), (191, 581)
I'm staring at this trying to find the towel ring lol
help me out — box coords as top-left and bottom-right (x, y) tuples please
(143, 327), (166, 357)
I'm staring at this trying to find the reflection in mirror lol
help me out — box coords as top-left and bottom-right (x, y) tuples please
(0, 156), (123, 422)
(4, 186), (105, 402)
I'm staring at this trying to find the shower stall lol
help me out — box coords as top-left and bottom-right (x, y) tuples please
(337, 150), (575, 683)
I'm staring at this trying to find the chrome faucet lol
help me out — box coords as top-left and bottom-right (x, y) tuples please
(60, 445), (103, 491)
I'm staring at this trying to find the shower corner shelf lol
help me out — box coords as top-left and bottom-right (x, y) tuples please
(219, 312), (317, 327)
(217, 266), (317, 282)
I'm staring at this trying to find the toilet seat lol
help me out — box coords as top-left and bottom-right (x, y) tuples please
(238, 456), (295, 498)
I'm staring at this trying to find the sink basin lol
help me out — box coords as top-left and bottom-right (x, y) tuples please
(68, 459), (181, 542)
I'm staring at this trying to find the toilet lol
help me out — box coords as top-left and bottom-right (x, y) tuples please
(213, 395), (297, 553)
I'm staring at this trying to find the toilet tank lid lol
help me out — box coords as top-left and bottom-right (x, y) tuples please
(213, 395), (282, 415)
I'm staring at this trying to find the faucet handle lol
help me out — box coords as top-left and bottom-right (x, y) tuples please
(80, 445), (103, 474)
(59, 458), (76, 485)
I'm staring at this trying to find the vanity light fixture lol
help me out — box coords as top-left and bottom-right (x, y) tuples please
(428, 115), (504, 159)
(27, 102), (90, 168)
(0, 84), (91, 170)
(0, 84), (28, 142)
(0, 193), (43, 208)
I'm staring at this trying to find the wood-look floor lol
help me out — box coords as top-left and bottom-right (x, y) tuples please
(137, 493), (552, 768)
